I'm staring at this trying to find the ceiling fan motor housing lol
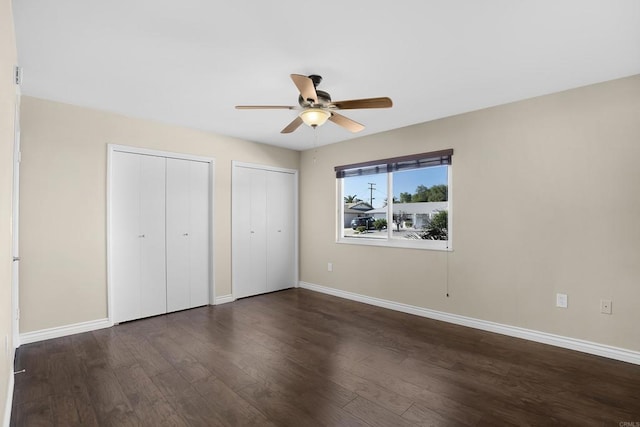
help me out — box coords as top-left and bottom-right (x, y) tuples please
(299, 90), (332, 108)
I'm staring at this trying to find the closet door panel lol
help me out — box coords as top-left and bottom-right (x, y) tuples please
(248, 168), (268, 295)
(266, 171), (295, 292)
(111, 152), (166, 322)
(232, 167), (252, 298)
(111, 152), (142, 323)
(138, 155), (167, 318)
(166, 158), (191, 312)
(233, 167), (267, 299)
(189, 160), (210, 307)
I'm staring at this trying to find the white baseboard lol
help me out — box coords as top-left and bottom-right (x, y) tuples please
(299, 281), (640, 366)
(3, 369), (14, 427)
(18, 298), (236, 346)
(215, 294), (235, 305)
(19, 318), (112, 346)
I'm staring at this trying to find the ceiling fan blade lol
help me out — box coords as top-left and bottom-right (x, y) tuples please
(331, 97), (393, 110)
(290, 74), (318, 104)
(281, 116), (304, 134)
(235, 105), (296, 110)
(329, 112), (365, 133)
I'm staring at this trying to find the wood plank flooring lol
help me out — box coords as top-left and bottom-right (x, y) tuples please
(10, 288), (640, 426)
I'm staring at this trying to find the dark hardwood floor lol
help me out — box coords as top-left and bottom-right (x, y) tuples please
(10, 288), (640, 426)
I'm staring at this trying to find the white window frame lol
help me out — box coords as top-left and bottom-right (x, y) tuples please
(336, 153), (452, 252)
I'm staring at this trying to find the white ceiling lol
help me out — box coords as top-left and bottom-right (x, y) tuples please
(12, 0), (640, 151)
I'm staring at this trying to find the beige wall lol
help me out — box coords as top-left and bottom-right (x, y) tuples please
(15, 72), (640, 354)
(300, 75), (640, 352)
(0, 0), (17, 421)
(19, 97), (300, 333)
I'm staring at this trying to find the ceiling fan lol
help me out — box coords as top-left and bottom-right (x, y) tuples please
(235, 74), (393, 134)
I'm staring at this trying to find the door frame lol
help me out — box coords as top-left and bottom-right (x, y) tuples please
(231, 161), (299, 301)
(107, 144), (216, 325)
(11, 85), (21, 351)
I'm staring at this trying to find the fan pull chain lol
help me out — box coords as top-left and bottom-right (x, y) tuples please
(313, 127), (319, 163)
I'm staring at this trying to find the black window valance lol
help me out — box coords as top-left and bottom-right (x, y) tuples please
(335, 149), (453, 179)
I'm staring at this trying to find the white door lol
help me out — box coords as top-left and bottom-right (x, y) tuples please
(232, 166), (267, 298)
(266, 171), (296, 292)
(111, 152), (166, 322)
(139, 155), (167, 318)
(233, 164), (297, 299)
(188, 160), (210, 307)
(249, 169), (268, 295)
(166, 158), (210, 312)
(232, 166), (252, 298)
(166, 158), (190, 312)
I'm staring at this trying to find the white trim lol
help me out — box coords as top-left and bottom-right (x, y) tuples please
(106, 146), (114, 324)
(293, 168), (299, 292)
(19, 318), (111, 345)
(208, 160), (216, 306)
(447, 164), (453, 249)
(11, 88), (21, 351)
(107, 144), (216, 324)
(231, 160), (298, 175)
(215, 294), (235, 305)
(2, 370), (13, 427)
(108, 144), (212, 163)
(299, 281), (640, 366)
(336, 236), (450, 251)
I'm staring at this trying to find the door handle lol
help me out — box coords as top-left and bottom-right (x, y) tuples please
(138, 234), (145, 238)
(183, 233), (189, 236)
(13, 257), (20, 262)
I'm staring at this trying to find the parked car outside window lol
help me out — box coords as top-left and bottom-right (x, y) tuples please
(351, 216), (376, 230)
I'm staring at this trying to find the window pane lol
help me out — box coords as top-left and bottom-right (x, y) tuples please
(342, 172), (388, 240)
(391, 166), (448, 241)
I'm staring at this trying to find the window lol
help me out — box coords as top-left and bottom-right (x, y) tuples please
(336, 149), (452, 250)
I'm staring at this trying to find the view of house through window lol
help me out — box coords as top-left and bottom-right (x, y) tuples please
(337, 150), (452, 250)
(342, 169), (388, 240)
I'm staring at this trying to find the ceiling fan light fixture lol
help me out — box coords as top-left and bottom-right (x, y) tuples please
(299, 108), (331, 128)
(236, 74), (392, 134)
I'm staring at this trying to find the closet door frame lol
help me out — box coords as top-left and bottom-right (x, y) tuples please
(231, 161), (299, 301)
(107, 144), (216, 325)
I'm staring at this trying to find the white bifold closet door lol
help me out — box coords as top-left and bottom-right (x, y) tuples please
(233, 167), (268, 298)
(266, 169), (295, 293)
(166, 158), (210, 312)
(111, 150), (211, 324)
(232, 164), (296, 299)
(111, 152), (167, 323)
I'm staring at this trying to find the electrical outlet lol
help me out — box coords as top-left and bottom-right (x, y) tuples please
(556, 293), (568, 308)
(327, 262), (333, 272)
(600, 299), (612, 315)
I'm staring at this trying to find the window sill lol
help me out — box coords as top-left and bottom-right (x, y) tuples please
(336, 236), (451, 251)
